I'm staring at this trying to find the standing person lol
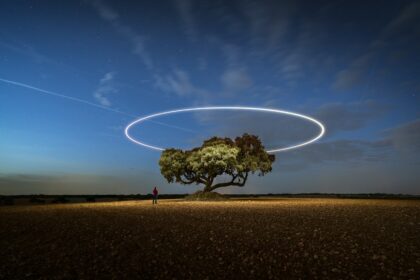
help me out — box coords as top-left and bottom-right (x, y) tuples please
(152, 186), (158, 204)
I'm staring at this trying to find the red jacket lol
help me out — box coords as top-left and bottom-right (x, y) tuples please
(153, 187), (158, 196)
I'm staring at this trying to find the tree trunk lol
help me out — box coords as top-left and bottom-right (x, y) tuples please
(202, 177), (214, 192)
(204, 184), (224, 193)
(202, 183), (212, 192)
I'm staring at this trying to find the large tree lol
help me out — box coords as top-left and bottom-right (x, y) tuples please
(159, 133), (275, 192)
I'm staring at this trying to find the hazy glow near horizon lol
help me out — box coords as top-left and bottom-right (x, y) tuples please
(124, 106), (326, 153)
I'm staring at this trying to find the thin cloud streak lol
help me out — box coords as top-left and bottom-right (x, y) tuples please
(0, 77), (129, 116)
(0, 78), (195, 133)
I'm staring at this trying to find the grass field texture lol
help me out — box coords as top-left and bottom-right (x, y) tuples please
(1, 198), (419, 279)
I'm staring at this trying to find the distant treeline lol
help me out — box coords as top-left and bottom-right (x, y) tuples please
(0, 193), (419, 205)
(0, 194), (186, 205)
(234, 193), (420, 199)
(1, 194), (187, 199)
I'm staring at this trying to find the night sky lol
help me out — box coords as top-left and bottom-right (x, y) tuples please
(1, 0), (419, 195)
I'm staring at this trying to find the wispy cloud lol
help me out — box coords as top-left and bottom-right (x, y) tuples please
(154, 68), (206, 97)
(174, 0), (197, 42)
(221, 68), (253, 93)
(380, 1), (420, 38)
(332, 1), (420, 91)
(278, 118), (420, 171)
(279, 139), (389, 168)
(93, 72), (117, 107)
(314, 100), (389, 135)
(332, 53), (374, 91)
(383, 119), (420, 152)
(90, 0), (153, 69)
(239, 0), (297, 51)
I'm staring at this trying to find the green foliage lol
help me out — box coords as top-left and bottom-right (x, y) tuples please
(159, 133), (275, 192)
(159, 148), (188, 184)
(234, 134), (275, 175)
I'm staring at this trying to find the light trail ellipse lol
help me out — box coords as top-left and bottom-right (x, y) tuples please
(124, 106), (325, 153)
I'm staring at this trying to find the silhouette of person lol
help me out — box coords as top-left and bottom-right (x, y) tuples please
(152, 186), (158, 204)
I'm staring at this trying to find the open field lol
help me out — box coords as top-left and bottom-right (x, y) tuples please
(1, 198), (419, 279)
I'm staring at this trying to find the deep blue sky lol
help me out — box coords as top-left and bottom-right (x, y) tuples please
(0, 0), (419, 194)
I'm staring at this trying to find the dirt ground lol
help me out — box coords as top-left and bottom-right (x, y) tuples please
(1, 198), (419, 279)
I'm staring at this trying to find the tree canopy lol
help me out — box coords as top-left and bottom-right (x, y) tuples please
(159, 133), (275, 192)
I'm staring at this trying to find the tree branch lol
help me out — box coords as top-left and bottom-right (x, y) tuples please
(208, 172), (249, 191)
(177, 176), (195, 184)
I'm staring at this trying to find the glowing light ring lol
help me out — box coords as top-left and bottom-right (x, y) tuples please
(125, 106), (325, 153)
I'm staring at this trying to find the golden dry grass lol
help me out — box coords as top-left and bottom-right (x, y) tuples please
(1, 198), (419, 279)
